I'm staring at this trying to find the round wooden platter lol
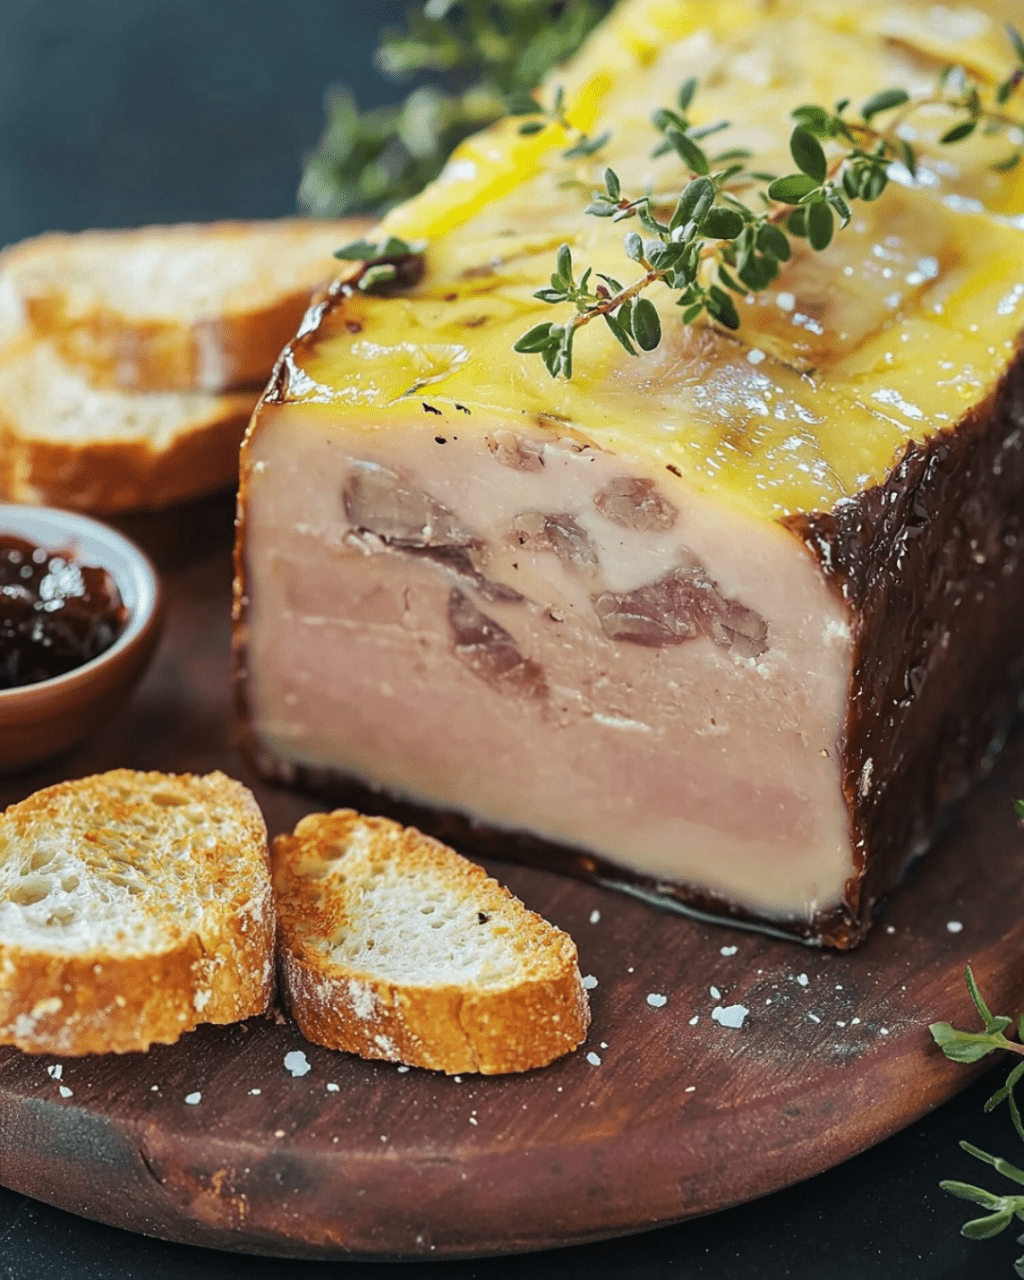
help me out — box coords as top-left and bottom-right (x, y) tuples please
(2, 540), (1024, 1262)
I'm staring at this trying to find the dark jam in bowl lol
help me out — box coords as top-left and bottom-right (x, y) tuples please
(0, 534), (128, 689)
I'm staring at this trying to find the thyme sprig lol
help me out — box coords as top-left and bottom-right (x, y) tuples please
(299, 0), (614, 216)
(931, 959), (1024, 1275)
(516, 28), (1024, 379)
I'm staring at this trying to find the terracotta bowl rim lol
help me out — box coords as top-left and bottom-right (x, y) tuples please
(0, 503), (161, 705)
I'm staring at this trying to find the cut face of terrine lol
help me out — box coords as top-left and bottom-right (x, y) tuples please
(234, 0), (1024, 946)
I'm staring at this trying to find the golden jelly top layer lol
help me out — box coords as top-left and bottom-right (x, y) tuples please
(282, 0), (1024, 524)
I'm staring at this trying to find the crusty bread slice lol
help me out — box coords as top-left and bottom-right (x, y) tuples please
(0, 770), (274, 1055)
(272, 810), (590, 1075)
(0, 338), (256, 512)
(0, 218), (370, 393)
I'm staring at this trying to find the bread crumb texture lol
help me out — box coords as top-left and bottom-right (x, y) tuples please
(272, 810), (590, 1074)
(0, 769), (274, 1054)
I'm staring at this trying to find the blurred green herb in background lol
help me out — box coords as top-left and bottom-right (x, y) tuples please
(298, 0), (614, 217)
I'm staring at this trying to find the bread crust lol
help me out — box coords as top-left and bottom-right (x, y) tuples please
(3, 218), (372, 394)
(0, 770), (275, 1055)
(273, 810), (590, 1074)
(0, 336), (258, 513)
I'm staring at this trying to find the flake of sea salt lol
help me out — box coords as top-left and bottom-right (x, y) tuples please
(586, 1051), (602, 1066)
(58, 1085), (73, 1099)
(796, 973), (809, 987)
(947, 920), (963, 934)
(47, 1064), (62, 1080)
(582, 974), (598, 990)
(647, 993), (667, 1007)
(711, 1004), (749, 1029)
(184, 1091), (202, 1105)
(589, 910), (601, 924)
(720, 946), (738, 957)
(709, 986), (721, 999)
(284, 1050), (311, 1078)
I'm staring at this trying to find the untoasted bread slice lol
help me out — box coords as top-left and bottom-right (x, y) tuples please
(0, 339), (256, 512)
(0, 218), (370, 393)
(0, 770), (274, 1055)
(272, 811), (590, 1075)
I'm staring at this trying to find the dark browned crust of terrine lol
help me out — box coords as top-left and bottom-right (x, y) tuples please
(232, 332), (1024, 948)
(783, 342), (1024, 946)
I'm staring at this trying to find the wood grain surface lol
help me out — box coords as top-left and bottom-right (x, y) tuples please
(1, 525), (1023, 1261)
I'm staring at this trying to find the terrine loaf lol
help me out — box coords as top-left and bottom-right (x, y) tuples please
(235, 0), (1024, 946)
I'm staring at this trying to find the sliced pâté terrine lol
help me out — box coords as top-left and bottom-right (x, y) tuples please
(234, 0), (1024, 946)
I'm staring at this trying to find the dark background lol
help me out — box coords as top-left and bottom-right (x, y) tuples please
(0, 2), (1022, 1276)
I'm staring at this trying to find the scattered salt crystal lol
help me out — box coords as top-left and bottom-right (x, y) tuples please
(746, 348), (766, 365)
(397, 1065), (410, 1073)
(58, 1085), (73, 1099)
(380, 1135), (388, 1142)
(47, 1064), (62, 1080)
(712, 1004), (749, 1029)
(852, 1017), (861, 1025)
(589, 910), (601, 924)
(627, 966), (634, 973)
(720, 946), (738, 957)
(647, 993), (668, 1008)
(453, 1076), (462, 1083)
(150, 1085), (159, 1092)
(582, 975), (598, 990)
(468, 1116), (478, 1126)
(837, 1021), (847, 1027)
(184, 1092), (202, 1105)
(709, 986), (721, 999)
(689, 1015), (699, 1026)
(274, 1129), (285, 1138)
(879, 1027), (890, 1036)
(600, 1042), (609, 1049)
(947, 920), (963, 934)
(284, 1050), (311, 1078)
(684, 1086), (696, 1093)
(807, 1013), (821, 1023)
(586, 1051), (602, 1066)
(326, 1083), (340, 1093)
(765, 999), (772, 1005)
(885, 925), (895, 934)
(796, 973), (809, 987)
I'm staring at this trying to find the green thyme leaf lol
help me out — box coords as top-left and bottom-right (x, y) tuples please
(666, 127), (710, 175)
(942, 119), (978, 144)
(961, 1209), (1016, 1239)
(860, 87), (910, 120)
(790, 126), (828, 182)
(702, 206), (745, 240)
(631, 297), (662, 350)
(767, 173), (820, 203)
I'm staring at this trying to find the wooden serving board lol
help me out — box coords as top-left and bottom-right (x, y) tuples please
(2, 530), (1024, 1261)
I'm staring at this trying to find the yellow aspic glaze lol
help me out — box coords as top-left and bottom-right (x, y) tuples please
(284, 0), (1024, 525)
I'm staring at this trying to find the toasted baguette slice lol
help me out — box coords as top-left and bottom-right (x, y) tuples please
(272, 810), (590, 1075)
(0, 218), (370, 393)
(0, 339), (256, 512)
(0, 770), (274, 1055)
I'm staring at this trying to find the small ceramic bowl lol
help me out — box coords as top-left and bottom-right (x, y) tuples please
(0, 504), (162, 773)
